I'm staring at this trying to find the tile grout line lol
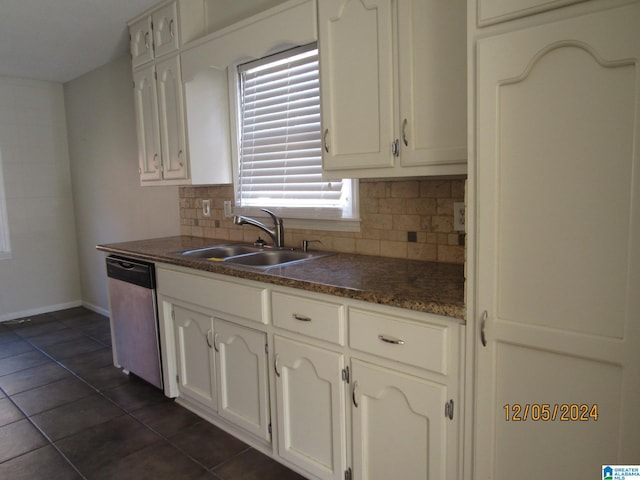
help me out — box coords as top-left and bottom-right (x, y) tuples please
(0, 383), (88, 480)
(3, 319), (222, 477)
(2, 314), (284, 479)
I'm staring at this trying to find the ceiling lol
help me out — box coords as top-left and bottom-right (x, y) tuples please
(0, 0), (161, 83)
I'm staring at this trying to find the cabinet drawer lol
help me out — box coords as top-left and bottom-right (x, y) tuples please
(157, 268), (267, 324)
(272, 291), (345, 345)
(349, 308), (448, 374)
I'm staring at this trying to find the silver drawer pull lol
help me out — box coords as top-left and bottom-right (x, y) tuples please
(293, 313), (312, 322)
(378, 334), (405, 345)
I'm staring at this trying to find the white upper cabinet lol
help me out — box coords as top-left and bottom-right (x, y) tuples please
(130, 16), (154, 68)
(132, 56), (189, 184)
(152, 2), (179, 58)
(130, 1), (179, 68)
(397, 0), (467, 169)
(318, 0), (395, 171)
(156, 55), (188, 180)
(133, 65), (162, 182)
(319, 0), (467, 178)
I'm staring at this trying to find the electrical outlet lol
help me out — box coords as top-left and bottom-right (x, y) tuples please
(454, 202), (465, 231)
(202, 199), (211, 217)
(224, 201), (233, 218)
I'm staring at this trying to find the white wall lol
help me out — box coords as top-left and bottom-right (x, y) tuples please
(0, 77), (82, 321)
(64, 55), (180, 315)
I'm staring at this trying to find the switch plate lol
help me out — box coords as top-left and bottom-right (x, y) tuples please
(224, 201), (233, 218)
(202, 199), (211, 217)
(454, 202), (465, 231)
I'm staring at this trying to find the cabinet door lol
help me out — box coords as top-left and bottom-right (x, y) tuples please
(133, 65), (162, 182)
(152, 2), (179, 58)
(273, 336), (347, 480)
(130, 16), (153, 68)
(214, 319), (271, 443)
(397, 0), (466, 168)
(156, 55), (188, 180)
(475, 4), (640, 479)
(477, 0), (584, 26)
(319, 0), (395, 170)
(351, 359), (448, 480)
(173, 305), (217, 410)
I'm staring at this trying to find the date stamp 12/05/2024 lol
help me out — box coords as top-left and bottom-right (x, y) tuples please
(503, 403), (598, 422)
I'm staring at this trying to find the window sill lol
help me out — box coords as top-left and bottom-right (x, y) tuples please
(283, 216), (361, 233)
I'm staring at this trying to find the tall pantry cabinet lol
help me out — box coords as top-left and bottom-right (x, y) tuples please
(468, 1), (640, 479)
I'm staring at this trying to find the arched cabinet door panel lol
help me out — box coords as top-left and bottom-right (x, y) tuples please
(474, 4), (640, 479)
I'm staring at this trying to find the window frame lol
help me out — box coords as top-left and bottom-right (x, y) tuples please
(0, 148), (11, 259)
(228, 43), (360, 232)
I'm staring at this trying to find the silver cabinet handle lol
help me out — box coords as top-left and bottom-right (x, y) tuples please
(352, 380), (359, 408)
(177, 149), (184, 166)
(402, 118), (408, 146)
(323, 128), (329, 153)
(391, 139), (400, 157)
(480, 310), (488, 347)
(153, 153), (159, 170)
(378, 334), (405, 345)
(206, 329), (212, 348)
(144, 31), (150, 49)
(274, 354), (281, 377)
(292, 313), (311, 322)
(445, 399), (454, 420)
(213, 333), (220, 352)
(169, 19), (175, 38)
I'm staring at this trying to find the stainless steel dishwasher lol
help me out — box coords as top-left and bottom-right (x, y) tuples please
(106, 255), (163, 389)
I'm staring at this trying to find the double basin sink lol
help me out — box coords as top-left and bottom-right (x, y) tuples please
(178, 243), (333, 270)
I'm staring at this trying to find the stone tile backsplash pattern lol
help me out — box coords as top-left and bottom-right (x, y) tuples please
(179, 178), (465, 264)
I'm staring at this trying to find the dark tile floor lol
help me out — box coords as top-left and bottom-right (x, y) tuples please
(0, 307), (306, 480)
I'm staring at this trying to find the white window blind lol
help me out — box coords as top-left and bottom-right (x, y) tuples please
(237, 44), (353, 218)
(0, 151), (10, 258)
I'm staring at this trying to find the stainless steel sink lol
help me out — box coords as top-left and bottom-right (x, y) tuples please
(178, 243), (333, 269)
(225, 249), (332, 269)
(179, 244), (263, 260)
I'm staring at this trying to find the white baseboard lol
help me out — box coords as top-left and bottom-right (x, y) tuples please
(82, 301), (109, 318)
(0, 300), (83, 323)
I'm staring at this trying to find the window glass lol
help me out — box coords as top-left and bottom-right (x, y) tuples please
(0, 149), (11, 258)
(235, 44), (357, 222)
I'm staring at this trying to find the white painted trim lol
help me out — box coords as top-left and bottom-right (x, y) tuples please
(82, 301), (109, 318)
(0, 300), (83, 323)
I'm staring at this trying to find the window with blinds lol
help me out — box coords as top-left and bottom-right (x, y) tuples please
(0, 152), (11, 259)
(235, 43), (355, 220)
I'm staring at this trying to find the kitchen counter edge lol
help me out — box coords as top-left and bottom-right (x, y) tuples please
(97, 236), (465, 321)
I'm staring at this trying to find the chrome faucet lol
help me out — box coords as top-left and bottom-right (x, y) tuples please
(233, 209), (285, 248)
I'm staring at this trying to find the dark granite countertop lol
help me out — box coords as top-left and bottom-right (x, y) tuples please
(97, 236), (465, 321)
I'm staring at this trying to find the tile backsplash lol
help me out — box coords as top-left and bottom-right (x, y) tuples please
(179, 177), (465, 264)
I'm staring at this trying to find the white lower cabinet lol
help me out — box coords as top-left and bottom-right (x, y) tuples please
(214, 318), (271, 444)
(350, 359), (448, 480)
(273, 335), (347, 480)
(157, 266), (462, 480)
(172, 305), (217, 410)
